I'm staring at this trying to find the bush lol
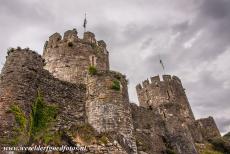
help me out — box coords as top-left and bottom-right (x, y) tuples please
(210, 137), (230, 153)
(88, 66), (97, 75)
(111, 80), (120, 91)
(224, 132), (230, 140)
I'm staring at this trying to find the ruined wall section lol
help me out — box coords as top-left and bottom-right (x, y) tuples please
(136, 75), (195, 124)
(43, 29), (109, 84)
(130, 103), (166, 154)
(0, 49), (86, 146)
(196, 117), (221, 140)
(86, 70), (137, 154)
(0, 49), (43, 146)
(158, 103), (198, 154)
(131, 102), (198, 154)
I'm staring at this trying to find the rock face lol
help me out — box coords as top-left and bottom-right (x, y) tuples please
(0, 29), (222, 154)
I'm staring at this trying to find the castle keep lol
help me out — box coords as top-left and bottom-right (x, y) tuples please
(0, 29), (221, 154)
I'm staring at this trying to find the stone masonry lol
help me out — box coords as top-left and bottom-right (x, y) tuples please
(0, 28), (222, 154)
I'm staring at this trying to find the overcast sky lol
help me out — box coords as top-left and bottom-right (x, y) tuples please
(0, 0), (229, 134)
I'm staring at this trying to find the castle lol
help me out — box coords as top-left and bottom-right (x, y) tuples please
(0, 29), (221, 154)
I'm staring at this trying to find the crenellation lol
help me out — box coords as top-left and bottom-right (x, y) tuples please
(98, 40), (107, 48)
(136, 84), (142, 91)
(162, 74), (171, 81)
(150, 75), (160, 83)
(172, 75), (182, 84)
(83, 31), (97, 44)
(142, 79), (150, 88)
(49, 32), (62, 41)
(43, 29), (110, 84)
(63, 29), (78, 41)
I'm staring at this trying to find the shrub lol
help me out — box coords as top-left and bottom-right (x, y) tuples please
(88, 66), (97, 75)
(224, 132), (230, 140)
(111, 80), (120, 91)
(210, 137), (230, 153)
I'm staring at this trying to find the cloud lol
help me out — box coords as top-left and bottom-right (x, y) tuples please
(0, 0), (229, 134)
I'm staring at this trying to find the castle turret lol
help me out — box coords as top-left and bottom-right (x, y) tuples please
(43, 29), (109, 84)
(136, 75), (195, 124)
(86, 70), (137, 154)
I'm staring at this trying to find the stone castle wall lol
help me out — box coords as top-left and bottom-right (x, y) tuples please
(0, 49), (86, 147)
(86, 70), (137, 154)
(43, 29), (109, 84)
(0, 29), (223, 154)
(136, 75), (195, 124)
(196, 117), (221, 140)
(131, 102), (198, 154)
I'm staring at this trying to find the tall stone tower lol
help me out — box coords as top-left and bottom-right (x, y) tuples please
(43, 29), (137, 154)
(136, 75), (198, 154)
(136, 75), (195, 124)
(43, 29), (109, 84)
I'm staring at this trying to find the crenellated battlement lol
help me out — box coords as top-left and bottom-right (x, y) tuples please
(136, 75), (182, 90)
(43, 29), (110, 84)
(136, 74), (195, 123)
(44, 29), (107, 53)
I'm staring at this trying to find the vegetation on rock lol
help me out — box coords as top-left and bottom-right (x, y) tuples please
(9, 104), (27, 131)
(88, 66), (97, 75)
(209, 137), (230, 153)
(111, 80), (120, 91)
(30, 92), (59, 144)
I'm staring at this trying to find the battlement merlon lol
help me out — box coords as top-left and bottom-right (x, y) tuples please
(136, 75), (183, 90)
(44, 29), (108, 52)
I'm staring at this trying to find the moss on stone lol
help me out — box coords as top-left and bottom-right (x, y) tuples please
(70, 123), (96, 144)
(9, 104), (27, 131)
(165, 148), (177, 154)
(111, 80), (120, 91)
(196, 143), (224, 154)
(30, 92), (58, 142)
(98, 134), (108, 145)
(88, 66), (97, 75)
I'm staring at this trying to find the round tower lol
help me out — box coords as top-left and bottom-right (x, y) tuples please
(86, 70), (137, 153)
(136, 75), (195, 124)
(0, 48), (44, 146)
(43, 29), (109, 84)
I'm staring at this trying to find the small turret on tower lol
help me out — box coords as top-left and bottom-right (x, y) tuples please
(43, 29), (110, 84)
(136, 75), (195, 123)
